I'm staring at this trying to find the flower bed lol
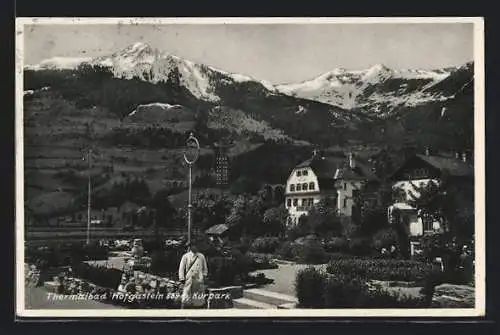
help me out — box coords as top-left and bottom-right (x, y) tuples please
(25, 242), (109, 270)
(51, 264), (183, 309)
(295, 267), (431, 308)
(326, 258), (441, 282)
(246, 252), (279, 271)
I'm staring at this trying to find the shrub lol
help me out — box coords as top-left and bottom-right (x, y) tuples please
(324, 273), (368, 308)
(250, 237), (281, 254)
(142, 239), (165, 253)
(324, 237), (349, 253)
(276, 241), (294, 261)
(347, 238), (372, 256)
(71, 262), (123, 289)
(372, 228), (398, 251)
(149, 247), (183, 277)
(292, 242), (328, 264)
(295, 267), (327, 308)
(208, 257), (240, 287)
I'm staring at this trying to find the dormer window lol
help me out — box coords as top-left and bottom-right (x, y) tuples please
(297, 170), (302, 177)
(303, 170), (308, 176)
(290, 184), (295, 192)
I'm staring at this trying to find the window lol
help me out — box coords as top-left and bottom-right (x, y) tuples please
(286, 198), (291, 207)
(301, 198), (307, 207)
(290, 184), (295, 192)
(293, 199), (298, 207)
(303, 170), (308, 176)
(302, 183), (308, 190)
(309, 182), (315, 190)
(297, 184), (302, 191)
(343, 182), (347, 190)
(297, 170), (302, 177)
(308, 198), (314, 207)
(343, 198), (347, 208)
(413, 168), (429, 179)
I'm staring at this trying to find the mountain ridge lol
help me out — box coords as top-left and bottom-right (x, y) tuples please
(25, 42), (473, 118)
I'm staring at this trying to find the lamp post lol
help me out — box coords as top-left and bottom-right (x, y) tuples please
(183, 132), (200, 245)
(86, 149), (92, 245)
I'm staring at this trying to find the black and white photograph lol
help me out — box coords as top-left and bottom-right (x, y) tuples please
(15, 17), (485, 318)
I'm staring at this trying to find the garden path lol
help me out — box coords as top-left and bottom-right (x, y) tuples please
(252, 263), (328, 297)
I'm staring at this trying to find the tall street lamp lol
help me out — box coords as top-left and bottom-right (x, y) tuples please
(183, 132), (200, 245)
(82, 148), (93, 245)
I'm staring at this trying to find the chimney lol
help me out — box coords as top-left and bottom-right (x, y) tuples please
(348, 152), (356, 169)
(425, 147), (430, 156)
(455, 151), (460, 159)
(461, 152), (467, 162)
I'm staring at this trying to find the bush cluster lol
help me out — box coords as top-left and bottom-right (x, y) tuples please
(250, 237), (281, 254)
(325, 258), (441, 282)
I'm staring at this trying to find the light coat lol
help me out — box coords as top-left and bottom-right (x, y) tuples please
(178, 251), (208, 307)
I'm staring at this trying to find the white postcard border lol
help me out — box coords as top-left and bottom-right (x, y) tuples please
(15, 16), (485, 318)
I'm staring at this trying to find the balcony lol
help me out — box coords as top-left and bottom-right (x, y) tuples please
(296, 206), (312, 212)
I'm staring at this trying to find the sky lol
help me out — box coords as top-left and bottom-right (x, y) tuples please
(23, 23), (474, 85)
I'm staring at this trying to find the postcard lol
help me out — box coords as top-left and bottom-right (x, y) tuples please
(15, 17), (485, 318)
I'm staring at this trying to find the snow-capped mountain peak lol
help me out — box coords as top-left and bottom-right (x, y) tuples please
(274, 63), (459, 113)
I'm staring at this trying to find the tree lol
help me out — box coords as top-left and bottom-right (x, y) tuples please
(226, 195), (264, 237)
(288, 197), (341, 239)
(408, 177), (474, 241)
(229, 176), (261, 195)
(262, 205), (289, 237)
(151, 189), (176, 228)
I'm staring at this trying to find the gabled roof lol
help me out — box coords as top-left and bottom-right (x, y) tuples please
(415, 154), (473, 177)
(205, 223), (229, 235)
(295, 155), (378, 185)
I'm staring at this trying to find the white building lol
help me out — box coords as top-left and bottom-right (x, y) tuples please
(284, 151), (378, 224)
(388, 152), (474, 256)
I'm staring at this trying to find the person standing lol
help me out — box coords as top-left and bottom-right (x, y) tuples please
(178, 240), (208, 309)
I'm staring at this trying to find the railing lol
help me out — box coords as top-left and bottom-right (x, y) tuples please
(296, 206), (312, 212)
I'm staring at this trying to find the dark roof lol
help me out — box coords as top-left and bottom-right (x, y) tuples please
(205, 224), (229, 235)
(295, 155), (378, 185)
(415, 154), (473, 177)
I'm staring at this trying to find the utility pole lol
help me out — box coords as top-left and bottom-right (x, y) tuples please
(86, 149), (92, 245)
(183, 133), (200, 245)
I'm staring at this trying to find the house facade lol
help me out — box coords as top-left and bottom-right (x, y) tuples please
(388, 152), (474, 255)
(284, 151), (378, 224)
